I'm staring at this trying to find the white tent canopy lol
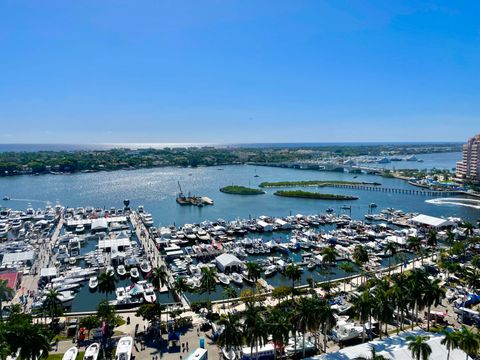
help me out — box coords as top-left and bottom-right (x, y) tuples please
(308, 330), (467, 360)
(40, 267), (57, 278)
(215, 253), (243, 273)
(410, 214), (455, 228)
(2, 250), (35, 266)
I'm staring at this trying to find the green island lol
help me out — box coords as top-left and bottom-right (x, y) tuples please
(259, 180), (381, 188)
(274, 190), (358, 200)
(220, 185), (265, 195)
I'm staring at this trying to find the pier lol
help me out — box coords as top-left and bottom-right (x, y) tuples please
(329, 183), (460, 196)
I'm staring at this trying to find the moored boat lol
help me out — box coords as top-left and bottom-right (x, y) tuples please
(117, 265), (127, 277)
(89, 276), (98, 290)
(62, 347), (78, 360)
(84, 343), (100, 360)
(218, 273), (230, 285)
(130, 267), (139, 280)
(115, 336), (133, 360)
(140, 260), (151, 274)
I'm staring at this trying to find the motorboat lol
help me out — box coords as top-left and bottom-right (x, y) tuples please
(307, 260), (316, 270)
(11, 219), (22, 231)
(62, 347), (78, 360)
(68, 257), (77, 265)
(143, 283), (157, 303)
(139, 260), (151, 274)
(89, 276), (98, 290)
(285, 337), (316, 357)
(230, 273), (243, 286)
(115, 336), (133, 360)
(83, 343), (100, 360)
(264, 265), (277, 277)
(106, 266), (115, 276)
(75, 224), (85, 234)
(333, 323), (364, 341)
(218, 273), (230, 286)
(117, 265), (127, 277)
(130, 267), (139, 280)
(222, 348), (236, 360)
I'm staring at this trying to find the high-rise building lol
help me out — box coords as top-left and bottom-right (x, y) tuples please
(456, 134), (480, 182)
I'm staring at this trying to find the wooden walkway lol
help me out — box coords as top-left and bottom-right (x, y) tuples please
(329, 183), (459, 196)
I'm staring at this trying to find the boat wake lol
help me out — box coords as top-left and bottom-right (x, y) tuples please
(426, 197), (480, 210)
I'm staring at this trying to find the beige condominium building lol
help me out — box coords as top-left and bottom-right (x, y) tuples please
(456, 134), (480, 182)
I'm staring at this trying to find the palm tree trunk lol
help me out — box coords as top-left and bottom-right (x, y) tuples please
(324, 319), (329, 353)
(427, 305), (431, 331)
(302, 331), (306, 359)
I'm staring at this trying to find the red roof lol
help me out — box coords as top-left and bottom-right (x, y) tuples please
(0, 271), (20, 290)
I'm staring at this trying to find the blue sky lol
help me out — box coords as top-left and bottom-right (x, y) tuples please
(0, 0), (479, 144)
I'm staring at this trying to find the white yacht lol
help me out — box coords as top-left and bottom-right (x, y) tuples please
(264, 265), (277, 277)
(106, 266), (115, 276)
(89, 276), (98, 290)
(115, 336), (133, 360)
(130, 267), (139, 279)
(218, 273), (230, 285)
(139, 260), (151, 274)
(230, 273), (243, 286)
(83, 343), (100, 360)
(75, 224), (85, 234)
(143, 283), (157, 303)
(62, 347), (78, 360)
(333, 323), (364, 341)
(117, 265), (127, 277)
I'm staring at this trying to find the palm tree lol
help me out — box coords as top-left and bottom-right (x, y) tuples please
(458, 327), (480, 360)
(445, 228), (456, 246)
(339, 262), (355, 291)
(407, 269), (428, 329)
(318, 299), (337, 352)
(199, 267), (217, 302)
(243, 304), (267, 360)
(427, 229), (438, 248)
(353, 290), (373, 342)
(172, 277), (191, 300)
(462, 222), (474, 237)
(151, 265), (169, 290)
(423, 278), (445, 331)
(354, 346), (388, 360)
(7, 322), (51, 360)
(322, 247), (338, 267)
(390, 273), (410, 333)
(441, 329), (460, 360)
(0, 280), (14, 322)
(372, 286), (394, 338)
(407, 335), (432, 360)
(98, 271), (116, 300)
(464, 268), (480, 291)
(285, 263), (302, 300)
(266, 308), (290, 360)
(42, 288), (63, 325)
(246, 262), (261, 283)
(407, 236), (421, 268)
(217, 313), (243, 358)
(353, 245), (369, 284)
(292, 297), (316, 358)
(384, 242), (397, 275)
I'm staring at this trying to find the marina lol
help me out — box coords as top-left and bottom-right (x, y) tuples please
(0, 191), (471, 312)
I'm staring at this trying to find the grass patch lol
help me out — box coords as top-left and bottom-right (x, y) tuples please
(274, 190), (358, 200)
(48, 352), (84, 360)
(220, 185), (265, 195)
(259, 180), (380, 188)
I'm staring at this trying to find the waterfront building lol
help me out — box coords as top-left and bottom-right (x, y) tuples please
(456, 133), (480, 182)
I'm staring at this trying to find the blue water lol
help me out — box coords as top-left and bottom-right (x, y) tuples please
(2, 153), (477, 308)
(0, 142), (462, 152)
(0, 153), (475, 226)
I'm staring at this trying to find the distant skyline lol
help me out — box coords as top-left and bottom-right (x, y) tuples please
(1, 1), (479, 143)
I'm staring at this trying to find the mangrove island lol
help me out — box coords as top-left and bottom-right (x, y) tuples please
(220, 185), (265, 195)
(259, 180), (381, 188)
(274, 190), (359, 200)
